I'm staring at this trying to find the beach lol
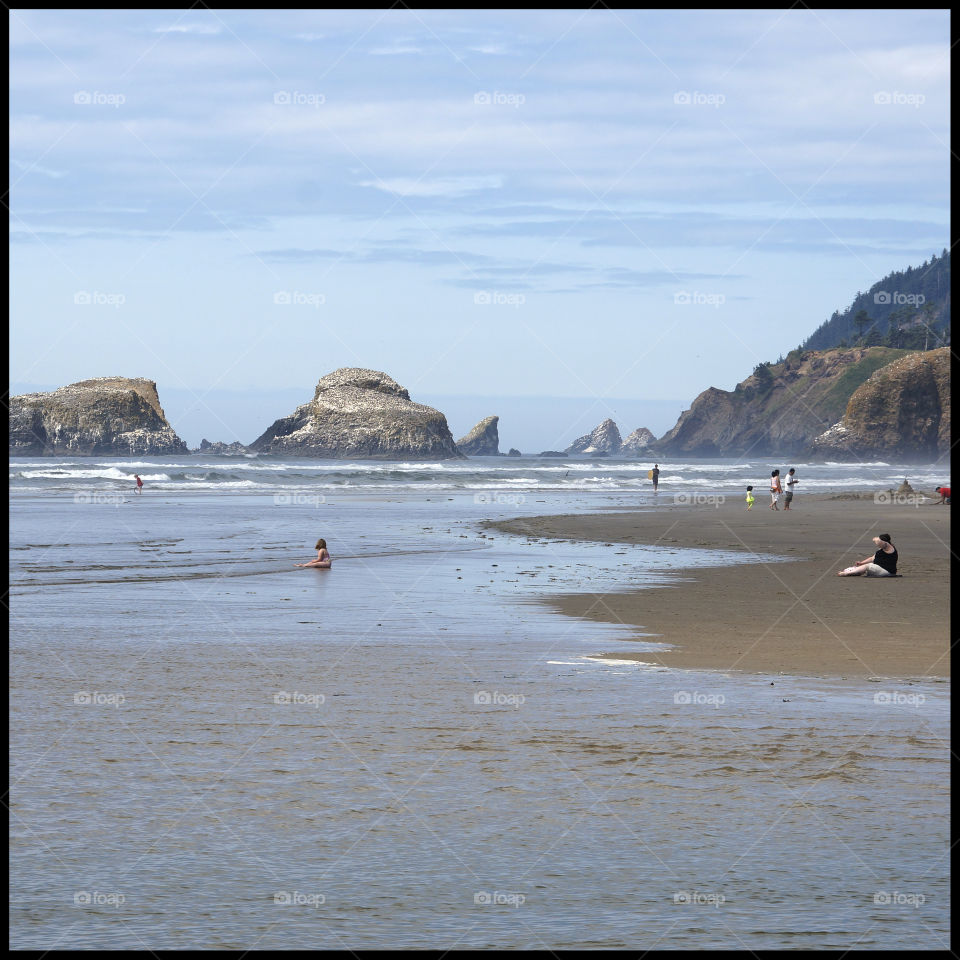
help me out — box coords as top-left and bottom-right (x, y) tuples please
(10, 460), (951, 948)
(491, 494), (950, 679)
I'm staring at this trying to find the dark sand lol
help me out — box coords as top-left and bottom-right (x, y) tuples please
(490, 495), (951, 679)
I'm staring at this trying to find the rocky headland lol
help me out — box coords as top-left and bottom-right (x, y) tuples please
(812, 347), (950, 461)
(9, 377), (188, 456)
(250, 368), (462, 459)
(656, 346), (921, 458)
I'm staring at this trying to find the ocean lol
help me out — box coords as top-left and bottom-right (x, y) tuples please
(9, 455), (949, 949)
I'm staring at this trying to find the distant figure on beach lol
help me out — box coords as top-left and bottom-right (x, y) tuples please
(837, 533), (898, 577)
(932, 485), (951, 505)
(746, 485), (755, 510)
(296, 538), (331, 569)
(783, 468), (798, 510)
(651, 464), (660, 492)
(769, 470), (781, 510)
(135, 474), (143, 495)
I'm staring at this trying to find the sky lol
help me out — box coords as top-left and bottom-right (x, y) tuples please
(9, 9), (950, 450)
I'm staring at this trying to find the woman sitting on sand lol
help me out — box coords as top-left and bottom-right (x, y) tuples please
(296, 538), (331, 569)
(837, 533), (897, 577)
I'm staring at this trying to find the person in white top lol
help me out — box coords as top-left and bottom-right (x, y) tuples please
(783, 468), (798, 510)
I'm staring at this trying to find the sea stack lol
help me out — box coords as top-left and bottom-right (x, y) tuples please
(250, 368), (462, 459)
(9, 377), (188, 456)
(567, 418), (622, 455)
(621, 427), (656, 456)
(457, 416), (500, 456)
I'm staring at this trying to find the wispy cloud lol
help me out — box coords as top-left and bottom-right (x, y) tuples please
(153, 24), (221, 35)
(358, 176), (503, 197)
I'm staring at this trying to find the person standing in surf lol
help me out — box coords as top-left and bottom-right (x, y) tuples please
(135, 474), (143, 495)
(651, 464), (660, 492)
(296, 538), (332, 569)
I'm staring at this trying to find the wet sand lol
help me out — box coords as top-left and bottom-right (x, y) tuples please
(490, 495), (951, 679)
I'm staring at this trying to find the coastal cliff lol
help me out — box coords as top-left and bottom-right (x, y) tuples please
(457, 416), (500, 456)
(250, 368), (462, 459)
(813, 347), (950, 461)
(9, 377), (187, 456)
(657, 347), (919, 458)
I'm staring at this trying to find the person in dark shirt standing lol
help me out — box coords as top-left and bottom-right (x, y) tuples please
(837, 533), (898, 577)
(651, 464), (660, 492)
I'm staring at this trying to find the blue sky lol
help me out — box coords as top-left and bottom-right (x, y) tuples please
(10, 9), (950, 448)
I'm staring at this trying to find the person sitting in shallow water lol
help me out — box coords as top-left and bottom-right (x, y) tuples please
(837, 533), (897, 577)
(296, 538), (331, 569)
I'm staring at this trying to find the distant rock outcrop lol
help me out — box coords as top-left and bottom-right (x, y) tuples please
(538, 450), (567, 457)
(9, 377), (187, 456)
(250, 368), (462, 460)
(567, 418), (622, 455)
(457, 415), (500, 456)
(195, 439), (249, 456)
(658, 347), (919, 458)
(812, 348), (950, 461)
(506, 448), (521, 457)
(621, 427), (656, 455)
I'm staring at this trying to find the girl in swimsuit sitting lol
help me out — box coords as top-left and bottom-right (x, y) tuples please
(296, 538), (332, 569)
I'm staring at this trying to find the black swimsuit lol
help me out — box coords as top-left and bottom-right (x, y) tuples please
(873, 546), (898, 575)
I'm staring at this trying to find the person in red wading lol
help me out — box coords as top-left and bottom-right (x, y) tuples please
(135, 474), (143, 495)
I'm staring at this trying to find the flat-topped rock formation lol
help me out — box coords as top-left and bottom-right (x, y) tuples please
(9, 377), (187, 456)
(250, 368), (462, 460)
(457, 415), (500, 456)
(567, 418), (622, 455)
(813, 347), (950, 461)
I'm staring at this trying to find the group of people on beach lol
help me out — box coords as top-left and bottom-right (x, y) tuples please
(744, 467), (798, 511)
